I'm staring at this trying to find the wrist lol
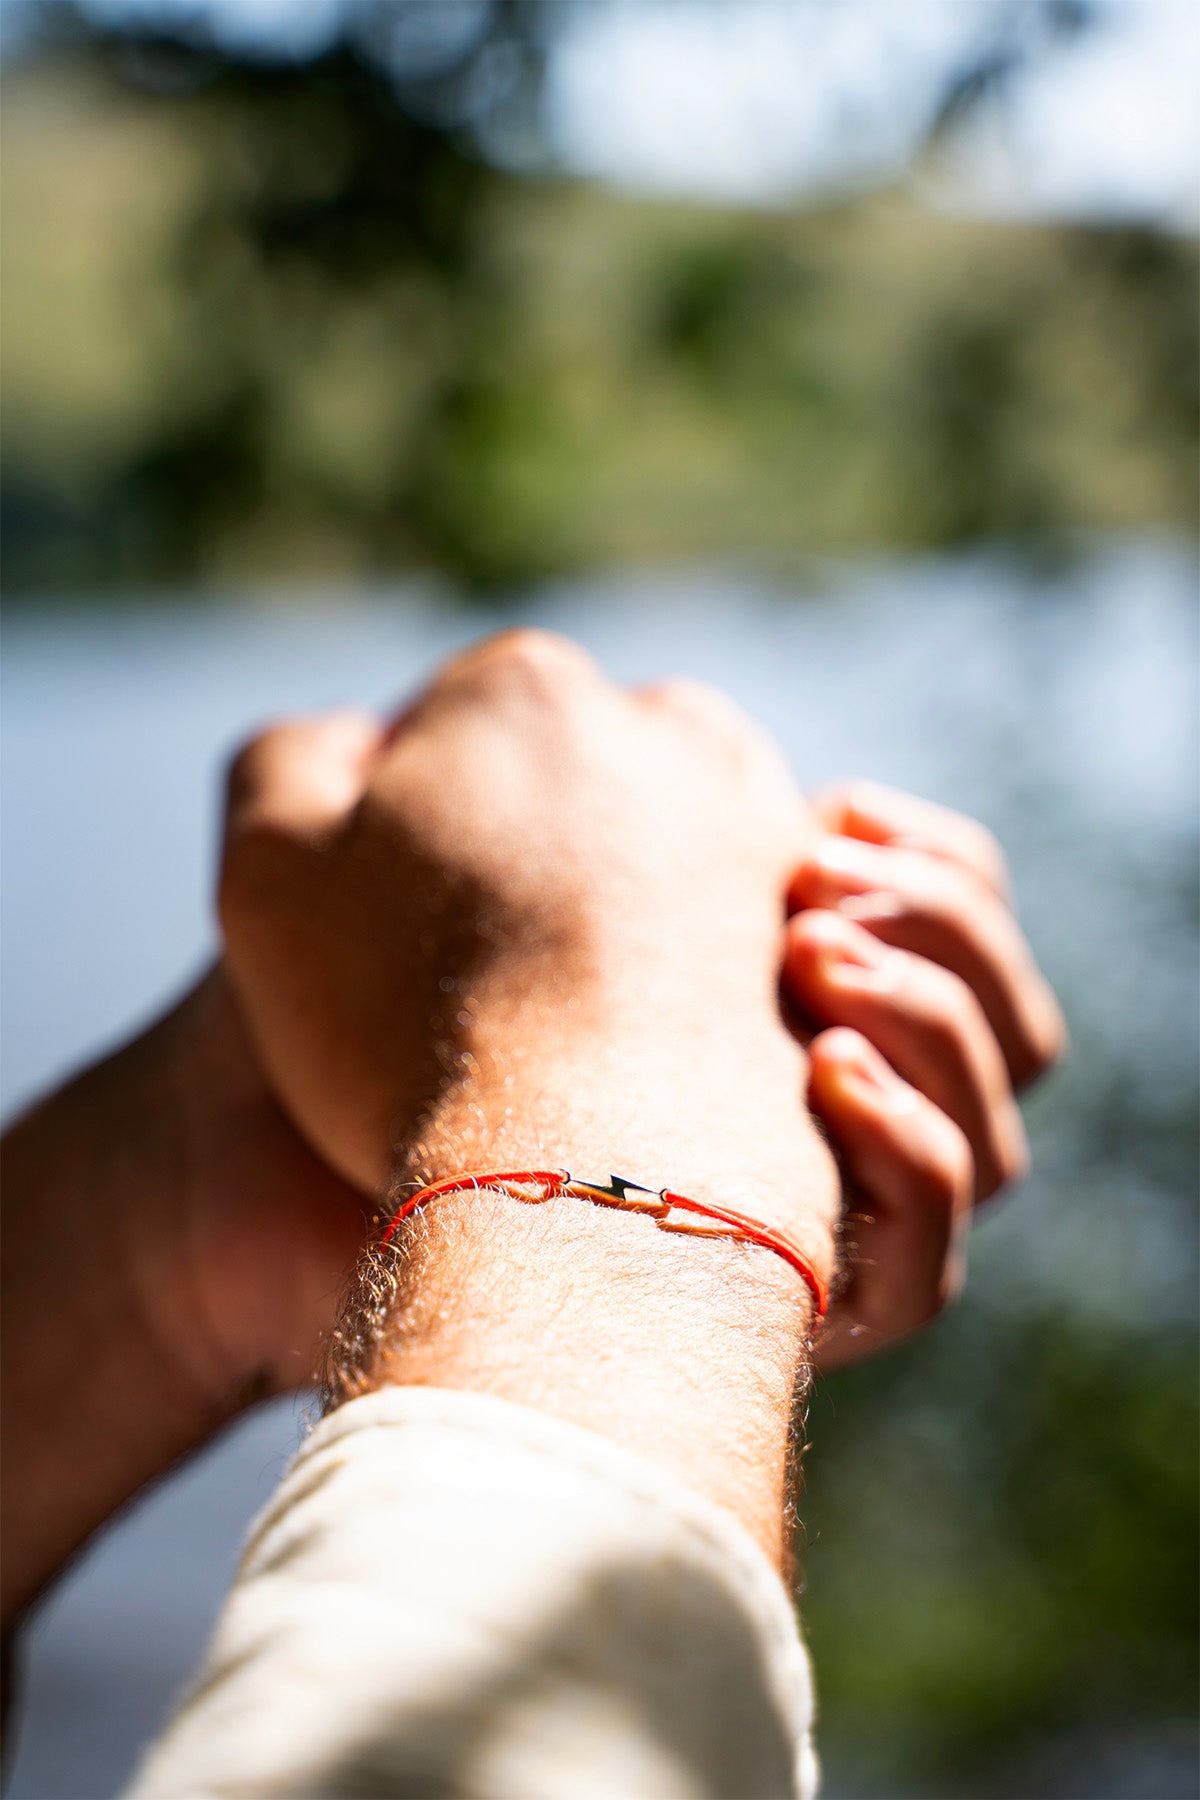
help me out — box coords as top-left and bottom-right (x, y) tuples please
(348, 1193), (814, 1568)
(394, 1014), (841, 1285)
(338, 1037), (840, 1567)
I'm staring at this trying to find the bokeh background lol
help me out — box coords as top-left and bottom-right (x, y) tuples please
(2, 3), (1196, 1796)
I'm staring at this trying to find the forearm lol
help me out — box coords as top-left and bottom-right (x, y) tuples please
(330, 1034), (839, 1569)
(1, 996), (240, 1625)
(128, 1381), (821, 1799)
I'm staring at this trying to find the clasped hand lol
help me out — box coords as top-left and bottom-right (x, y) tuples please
(1, 629), (1064, 1623)
(216, 628), (1062, 1374)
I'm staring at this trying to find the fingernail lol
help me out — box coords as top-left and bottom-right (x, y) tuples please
(821, 1031), (901, 1095)
(849, 1053), (919, 1114)
(799, 910), (884, 966)
(822, 926), (891, 974)
(793, 910), (898, 986)
(839, 1040), (888, 1087)
(813, 836), (886, 884)
(816, 1028), (873, 1071)
(849, 1044), (905, 1096)
(833, 955), (902, 997)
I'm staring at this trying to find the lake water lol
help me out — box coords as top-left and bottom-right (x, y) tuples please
(3, 536), (1197, 1798)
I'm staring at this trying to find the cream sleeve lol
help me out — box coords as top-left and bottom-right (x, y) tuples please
(125, 1386), (818, 1799)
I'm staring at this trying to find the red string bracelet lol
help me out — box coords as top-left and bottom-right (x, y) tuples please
(377, 1168), (827, 1317)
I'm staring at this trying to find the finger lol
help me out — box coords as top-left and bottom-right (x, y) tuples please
(808, 1028), (973, 1368)
(814, 780), (1011, 900)
(785, 909), (1028, 1200)
(225, 710), (383, 839)
(789, 835), (1066, 1087)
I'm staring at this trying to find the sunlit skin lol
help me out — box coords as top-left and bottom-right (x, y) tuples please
(0, 632), (1063, 1624)
(789, 780), (1065, 1365)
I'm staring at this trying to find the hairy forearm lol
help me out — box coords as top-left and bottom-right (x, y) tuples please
(328, 1036), (839, 1569)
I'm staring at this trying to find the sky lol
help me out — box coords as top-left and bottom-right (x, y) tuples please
(548, 0), (1200, 226)
(5, 0), (1199, 225)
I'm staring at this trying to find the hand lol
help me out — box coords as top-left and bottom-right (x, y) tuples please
(220, 631), (840, 1273)
(145, 968), (369, 1397)
(221, 633), (853, 1561)
(784, 781), (1067, 1368)
(0, 965), (365, 1624)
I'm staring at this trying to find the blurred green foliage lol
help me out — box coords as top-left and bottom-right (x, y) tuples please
(805, 1305), (1197, 1796)
(1, 18), (1196, 596)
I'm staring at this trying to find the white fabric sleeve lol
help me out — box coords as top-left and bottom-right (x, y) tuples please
(125, 1386), (818, 1800)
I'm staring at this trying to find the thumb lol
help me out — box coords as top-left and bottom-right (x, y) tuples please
(224, 710), (383, 840)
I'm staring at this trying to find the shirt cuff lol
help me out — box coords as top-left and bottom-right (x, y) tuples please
(127, 1385), (818, 1800)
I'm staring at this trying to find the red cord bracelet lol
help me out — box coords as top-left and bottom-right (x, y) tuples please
(377, 1168), (827, 1316)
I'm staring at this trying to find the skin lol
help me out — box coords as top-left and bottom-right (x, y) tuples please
(218, 633), (840, 1561)
(0, 633), (1064, 1620)
(219, 633), (1064, 1558)
(789, 780), (1065, 1364)
(0, 972), (365, 1625)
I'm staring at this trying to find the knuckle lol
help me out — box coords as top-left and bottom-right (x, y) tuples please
(1006, 999), (1068, 1092)
(935, 856), (992, 916)
(787, 907), (856, 970)
(813, 781), (853, 830)
(911, 1117), (973, 1214)
(916, 962), (980, 1053)
(813, 1024), (870, 1067)
(903, 853), (993, 935)
(484, 628), (595, 687)
(647, 676), (730, 719)
(642, 678), (764, 760)
(976, 1117), (1024, 1201)
(966, 820), (1010, 895)
(942, 1125), (976, 1205)
(996, 1107), (1031, 1188)
(1028, 990), (1069, 1073)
